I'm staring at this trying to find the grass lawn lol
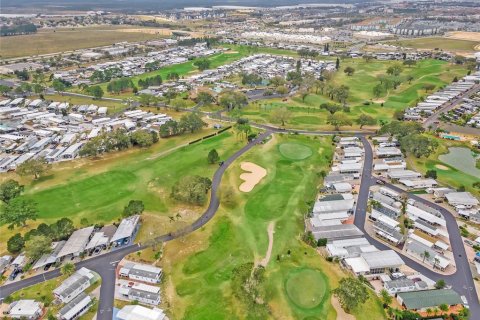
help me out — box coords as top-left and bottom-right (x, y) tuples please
(385, 37), (479, 52)
(0, 129), (241, 254)
(406, 136), (480, 198)
(237, 58), (467, 130)
(161, 134), (385, 320)
(0, 26), (167, 59)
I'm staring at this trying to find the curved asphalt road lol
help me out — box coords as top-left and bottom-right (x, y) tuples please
(1, 130), (477, 319)
(0, 130), (273, 319)
(355, 136), (479, 318)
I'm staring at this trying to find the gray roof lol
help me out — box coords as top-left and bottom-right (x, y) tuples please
(57, 226), (94, 258)
(110, 215), (140, 243)
(385, 278), (415, 290)
(312, 224), (363, 241)
(58, 292), (92, 318)
(128, 288), (161, 302)
(398, 289), (463, 309)
(53, 269), (93, 301)
(361, 250), (404, 269)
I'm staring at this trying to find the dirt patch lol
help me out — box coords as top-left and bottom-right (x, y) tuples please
(435, 164), (449, 170)
(259, 221), (275, 267)
(372, 98), (386, 104)
(239, 162), (267, 192)
(117, 28), (173, 35)
(224, 51), (239, 54)
(331, 296), (355, 320)
(445, 31), (480, 42)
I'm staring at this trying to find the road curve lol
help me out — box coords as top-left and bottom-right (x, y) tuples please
(355, 135), (479, 319)
(0, 130), (273, 319)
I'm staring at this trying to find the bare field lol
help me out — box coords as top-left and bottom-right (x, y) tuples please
(444, 31), (480, 42)
(0, 26), (166, 59)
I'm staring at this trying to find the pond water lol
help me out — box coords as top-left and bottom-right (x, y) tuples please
(438, 147), (480, 177)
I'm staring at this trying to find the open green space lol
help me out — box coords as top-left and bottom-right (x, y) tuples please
(285, 268), (328, 309)
(385, 37), (479, 52)
(0, 26), (167, 59)
(237, 58), (467, 130)
(163, 134), (385, 320)
(0, 129), (240, 254)
(406, 136), (480, 197)
(278, 142), (313, 160)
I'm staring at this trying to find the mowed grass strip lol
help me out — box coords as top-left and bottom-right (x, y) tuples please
(385, 37), (479, 52)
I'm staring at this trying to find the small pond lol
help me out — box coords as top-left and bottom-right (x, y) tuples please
(438, 147), (480, 177)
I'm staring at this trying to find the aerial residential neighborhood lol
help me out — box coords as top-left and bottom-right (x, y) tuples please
(0, 0), (479, 320)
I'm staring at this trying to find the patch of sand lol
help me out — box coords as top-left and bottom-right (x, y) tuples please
(435, 164), (449, 170)
(259, 221), (275, 267)
(445, 31), (480, 42)
(331, 296), (355, 320)
(239, 162), (267, 192)
(224, 51), (239, 54)
(117, 28), (173, 35)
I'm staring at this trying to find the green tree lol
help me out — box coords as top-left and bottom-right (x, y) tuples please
(16, 157), (51, 179)
(380, 289), (392, 307)
(25, 235), (52, 261)
(317, 238), (328, 247)
(423, 83), (436, 92)
(123, 200), (145, 217)
(373, 83), (383, 98)
(196, 91), (215, 105)
(0, 198), (38, 229)
(439, 303), (449, 312)
(50, 218), (75, 241)
(434, 279), (446, 289)
(270, 107), (292, 126)
(425, 169), (437, 179)
(386, 63), (403, 76)
(422, 250), (431, 263)
(219, 90), (248, 111)
(61, 262), (76, 276)
(327, 113), (353, 130)
(344, 66), (355, 76)
(7, 233), (25, 254)
(320, 103), (341, 115)
(193, 58), (211, 71)
(333, 277), (369, 312)
(130, 130), (154, 147)
(171, 98), (187, 112)
(139, 94), (154, 106)
(0, 179), (24, 203)
(171, 175), (212, 205)
(207, 149), (220, 164)
(52, 79), (66, 93)
(179, 113), (206, 133)
(400, 134), (438, 158)
(356, 114), (376, 128)
(88, 85), (104, 99)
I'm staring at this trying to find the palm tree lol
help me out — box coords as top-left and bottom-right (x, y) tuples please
(169, 216), (175, 223)
(422, 250), (431, 263)
(61, 262), (75, 276)
(439, 303), (449, 313)
(425, 308), (432, 317)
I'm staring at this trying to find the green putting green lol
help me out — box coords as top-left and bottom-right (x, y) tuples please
(278, 143), (313, 160)
(285, 268), (328, 309)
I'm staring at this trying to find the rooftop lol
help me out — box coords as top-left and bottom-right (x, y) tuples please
(398, 289), (463, 310)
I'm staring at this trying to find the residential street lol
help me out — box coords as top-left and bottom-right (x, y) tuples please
(1, 129), (477, 319)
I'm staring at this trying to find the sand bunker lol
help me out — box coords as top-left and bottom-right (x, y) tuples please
(435, 164), (449, 170)
(239, 162), (267, 192)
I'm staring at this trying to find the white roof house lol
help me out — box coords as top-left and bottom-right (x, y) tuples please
(407, 204), (446, 227)
(387, 170), (422, 180)
(445, 192), (479, 208)
(332, 182), (352, 193)
(85, 232), (110, 251)
(116, 305), (166, 320)
(313, 196), (355, 215)
(7, 300), (42, 319)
